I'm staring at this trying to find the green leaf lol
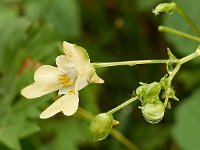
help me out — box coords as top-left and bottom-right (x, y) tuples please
(0, 17), (31, 72)
(38, 118), (90, 150)
(172, 87), (200, 150)
(164, 0), (200, 56)
(0, 99), (41, 150)
(25, 25), (59, 63)
(25, 0), (80, 39)
(46, 0), (80, 39)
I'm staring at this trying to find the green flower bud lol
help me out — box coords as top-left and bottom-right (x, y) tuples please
(139, 102), (165, 124)
(152, 2), (176, 15)
(89, 113), (118, 142)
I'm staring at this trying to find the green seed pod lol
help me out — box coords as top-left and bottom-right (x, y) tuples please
(152, 2), (176, 15)
(89, 113), (114, 142)
(139, 102), (165, 124)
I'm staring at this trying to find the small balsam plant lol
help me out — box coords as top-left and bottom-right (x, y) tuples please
(21, 2), (200, 143)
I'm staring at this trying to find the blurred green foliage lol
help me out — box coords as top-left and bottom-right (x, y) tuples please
(0, 0), (200, 150)
(164, 0), (200, 56)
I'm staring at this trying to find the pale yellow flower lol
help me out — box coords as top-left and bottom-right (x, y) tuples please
(21, 42), (104, 119)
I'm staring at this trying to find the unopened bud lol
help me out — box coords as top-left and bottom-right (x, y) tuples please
(89, 113), (118, 142)
(152, 2), (176, 15)
(139, 102), (165, 124)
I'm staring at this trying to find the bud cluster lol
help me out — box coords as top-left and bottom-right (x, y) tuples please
(136, 75), (178, 124)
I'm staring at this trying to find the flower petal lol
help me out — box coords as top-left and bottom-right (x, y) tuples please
(21, 82), (61, 99)
(63, 41), (91, 74)
(40, 91), (79, 119)
(75, 75), (89, 91)
(90, 72), (104, 84)
(63, 41), (90, 62)
(34, 65), (63, 83)
(56, 55), (77, 75)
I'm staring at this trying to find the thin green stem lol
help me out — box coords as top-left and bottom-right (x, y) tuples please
(164, 64), (181, 107)
(110, 129), (139, 150)
(158, 26), (200, 43)
(92, 59), (179, 68)
(175, 5), (200, 37)
(180, 50), (200, 64)
(163, 50), (200, 107)
(107, 97), (138, 115)
(76, 107), (139, 150)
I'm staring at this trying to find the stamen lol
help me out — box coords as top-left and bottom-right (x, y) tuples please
(58, 75), (71, 87)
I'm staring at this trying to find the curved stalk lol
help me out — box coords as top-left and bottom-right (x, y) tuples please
(158, 26), (200, 42)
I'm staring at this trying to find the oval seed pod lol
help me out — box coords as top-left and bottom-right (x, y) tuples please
(89, 113), (114, 142)
(139, 102), (165, 124)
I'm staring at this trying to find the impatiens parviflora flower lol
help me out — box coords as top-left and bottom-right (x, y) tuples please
(89, 113), (119, 142)
(152, 2), (176, 15)
(21, 41), (104, 119)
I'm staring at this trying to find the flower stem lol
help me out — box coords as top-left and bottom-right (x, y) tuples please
(107, 96), (138, 115)
(110, 129), (139, 150)
(92, 59), (178, 68)
(76, 107), (139, 150)
(175, 5), (200, 37)
(163, 49), (200, 107)
(164, 64), (181, 107)
(158, 26), (200, 42)
(180, 50), (200, 64)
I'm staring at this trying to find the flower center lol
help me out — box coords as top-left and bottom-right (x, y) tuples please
(58, 75), (72, 87)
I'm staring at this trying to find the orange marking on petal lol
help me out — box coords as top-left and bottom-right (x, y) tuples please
(68, 88), (75, 95)
(58, 75), (71, 87)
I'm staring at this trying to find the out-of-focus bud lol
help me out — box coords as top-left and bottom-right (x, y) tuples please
(152, 2), (176, 15)
(139, 102), (165, 124)
(89, 113), (119, 142)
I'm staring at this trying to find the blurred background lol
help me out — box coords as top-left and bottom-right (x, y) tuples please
(0, 0), (200, 150)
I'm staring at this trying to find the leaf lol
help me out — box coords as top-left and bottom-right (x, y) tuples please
(38, 118), (90, 150)
(164, 0), (200, 57)
(45, 0), (80, 39)
(0, 99), (41, 150)
(172, 87), (200, 150)
(25, 0), (80, 39)
(0, 17), (31, 72)
(25, 25), (59, 63)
